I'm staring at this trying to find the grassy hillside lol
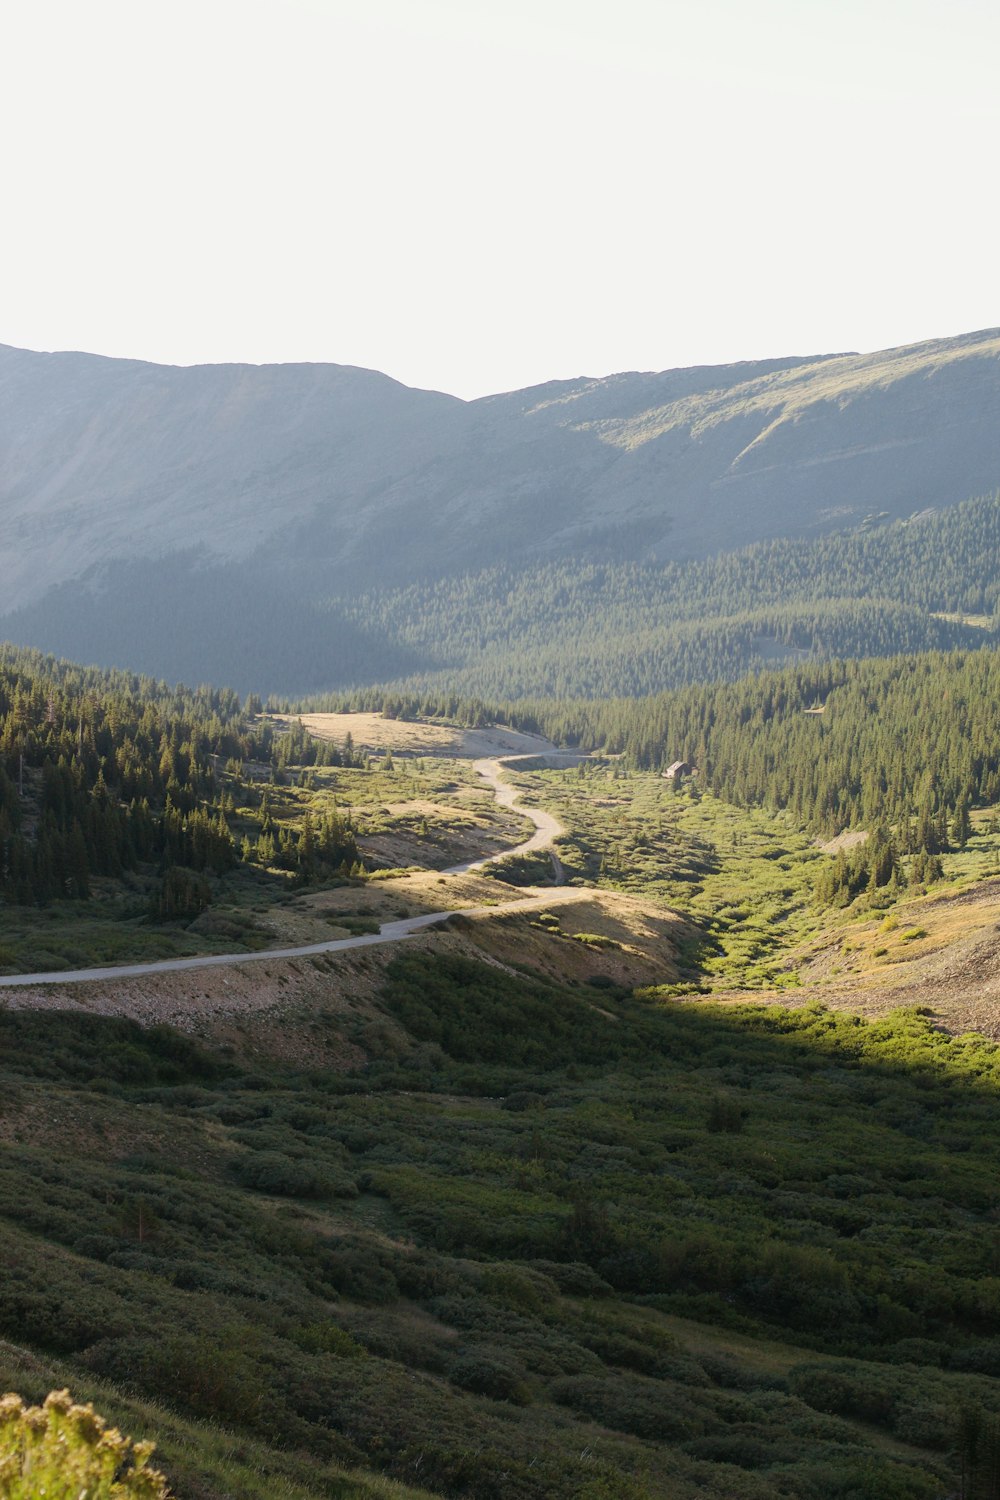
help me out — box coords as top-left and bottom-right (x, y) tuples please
(4, 965), (1000, 1499)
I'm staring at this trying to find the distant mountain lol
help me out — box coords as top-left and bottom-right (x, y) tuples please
(3, 329), (1000, 691)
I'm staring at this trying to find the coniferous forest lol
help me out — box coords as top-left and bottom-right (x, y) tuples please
(335, 492), (1000, 700)
(8, 490), (1000, 697)
(299, 645), (1000, 843)
(0, 646), (361, 911)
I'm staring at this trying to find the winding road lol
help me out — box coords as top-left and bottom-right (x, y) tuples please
(442, 756), (569, 880)
(0, 753), (586, 990)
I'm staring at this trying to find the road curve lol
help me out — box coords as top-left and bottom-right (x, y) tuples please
(0, 753), (583, 989)
(442, 755), (575, 880)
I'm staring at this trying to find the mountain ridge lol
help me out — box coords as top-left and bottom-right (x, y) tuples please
(4, 328), (1000, 688)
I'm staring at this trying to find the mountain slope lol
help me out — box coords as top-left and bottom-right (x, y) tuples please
(4, 329), (1000, 688)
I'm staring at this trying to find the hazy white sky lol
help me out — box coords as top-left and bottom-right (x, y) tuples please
(2, 0), (998, 397)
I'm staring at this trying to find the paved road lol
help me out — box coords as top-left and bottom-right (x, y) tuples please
(0, 753), (584, 989)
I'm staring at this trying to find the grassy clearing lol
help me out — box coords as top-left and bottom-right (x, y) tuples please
(510, 767), (825, 989)
(497, 767), (1000, 1009)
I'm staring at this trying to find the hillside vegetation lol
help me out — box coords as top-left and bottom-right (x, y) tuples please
(5, 965), (1000, 1498)
(4, 656), (1000, 1495)
(6, 633), (1000, 974)
(325, 642), (1000, 848)
(332, 493), (1000, 700)
(0, 647), (367, 900)
(9, 489), (1000, 698)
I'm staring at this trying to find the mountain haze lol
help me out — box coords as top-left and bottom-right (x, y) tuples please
(3, 329), (1000, 689)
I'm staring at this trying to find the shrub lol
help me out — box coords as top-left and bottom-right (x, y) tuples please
(230, 1151), (355, 1199)
(448, 1352), (532, 1405)
(501, 1090), (545, 1112)
(550, 1373), (702, 1440)
(148, 866), (211, 923)
(288, 1321), (367, 1359)
(526, 1259), (612, 1297)
(479, 1265), (559, 1315)
(787, 1362), (896, 1424)
(84, 1334), (259, 1430)
(317, 1241), (400, 1304)
(707, 1095), (745, 1133)
(0, 1388), (170, 1497)
(892, 1400), (953, 1449)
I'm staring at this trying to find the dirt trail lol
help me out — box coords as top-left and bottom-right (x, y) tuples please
(443, 753), (582, 880)
(0, 751), (583, 991)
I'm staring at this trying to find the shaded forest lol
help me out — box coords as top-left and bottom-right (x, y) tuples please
(8, 492), (1000, 698)
(0, 647), (359, 908)
(344, 491), (1000, 698)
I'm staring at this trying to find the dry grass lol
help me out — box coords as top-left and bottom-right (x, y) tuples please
(709, 874), (1000, 1037)
(275, 713), (558, 759)
(580, 329), (1000, 452)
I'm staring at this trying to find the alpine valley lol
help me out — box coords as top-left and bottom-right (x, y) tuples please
(4, 331), (1000, 1500)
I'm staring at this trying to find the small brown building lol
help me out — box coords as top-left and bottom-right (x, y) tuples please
(663, 760), (695, 781)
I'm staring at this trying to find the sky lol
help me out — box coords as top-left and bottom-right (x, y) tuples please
(2, 0), (998, 398)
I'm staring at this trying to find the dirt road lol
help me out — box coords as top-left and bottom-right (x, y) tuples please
(0, 752), (582, 990)
(443, 754), (580, 880)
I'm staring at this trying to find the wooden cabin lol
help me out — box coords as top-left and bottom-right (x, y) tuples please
(663, 760), (695, 781)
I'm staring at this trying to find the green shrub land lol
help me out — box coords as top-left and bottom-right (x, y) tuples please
(3, 963), (1000, 1498)
(507, 767), (825, 986)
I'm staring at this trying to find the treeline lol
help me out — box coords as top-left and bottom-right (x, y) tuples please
(354, 488), (1000, 650)
(551, 650), (1000, 838)
(520, 650), (1000, 840)
(10, 493), (1000, 700)
(0, 647), (360, 906)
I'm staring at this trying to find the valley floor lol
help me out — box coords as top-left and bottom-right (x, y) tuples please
(8, 711), (1000, 1044)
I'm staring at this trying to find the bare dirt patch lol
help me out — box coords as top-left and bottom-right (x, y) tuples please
(817, 830), (868, 856)
(281, 712), (558, 760)
(0, 883), (686, 1062)
(357, 797), (528, 874)
(0, 956), (368, 1065)
(459, 888), (689, 990)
